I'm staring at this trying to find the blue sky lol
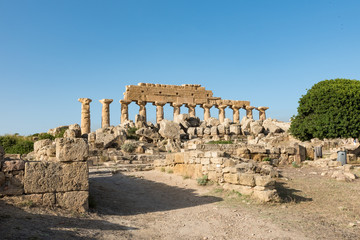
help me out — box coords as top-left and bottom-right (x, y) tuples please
(1, 0), (360, 135)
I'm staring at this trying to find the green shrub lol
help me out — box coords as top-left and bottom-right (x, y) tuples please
(262, 157), (271, 162)
(0, 135), (34, 154)
(290, 79), (360, 141)
(54, 128), (66, 138)
(207, 140), (233, 144)
(37, 133), (55, 140)
(197, 175), (209, 186)
(121, 143), (135, 153)
(127, 127), (139, 140)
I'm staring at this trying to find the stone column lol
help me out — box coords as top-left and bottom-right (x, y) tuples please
(78, 98), (92, 135)
(153, 101), (166, 123)
(230, 105), (242, 123)
(186, 103), (197, 117)
(257, 106), (269, 121)
(120, 100), (132, 124)
(137, 100), (147, 122)
(171, 103), (183, 119)
(201, 104), (213, 121)
(246, 106), (255, 119)
(217, 105), (228, 123)
(99, 99), (113, 128)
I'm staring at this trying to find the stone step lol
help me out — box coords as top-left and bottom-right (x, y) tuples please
(89, 164), (154, 174)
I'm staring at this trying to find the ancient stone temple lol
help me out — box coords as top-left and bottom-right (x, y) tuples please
(79, 83), (269, 131)
(120, 83), (268, 124)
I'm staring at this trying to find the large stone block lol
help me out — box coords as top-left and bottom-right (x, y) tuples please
(24, 161), (88, 194)
(56, 138), (89, 162)
(254, 175), (275, 187)
(252, 189), (279, 202)
(239, 173), (255, 187)
(223, 173), (239, 184)
(0, 172), (24, 196)
(34, 139), (53, 153)
(2, 160), (25, 171)
(56, 191), (89, 212)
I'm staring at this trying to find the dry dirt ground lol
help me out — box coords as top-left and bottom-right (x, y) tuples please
(1, 166), (360, 240)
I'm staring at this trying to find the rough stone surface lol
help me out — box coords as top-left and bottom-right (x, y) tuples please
(0, 172), (24, 196)
(56, 191), (89, 212)
(56, 138), (89, 162)
(252, 189), (278, 202)
(24, 161), (88, 194)
(2, 160), (25, 172)
(239, 173), (255, 187)
(250, 121), (264, 136)
(159, 120), (181, 140)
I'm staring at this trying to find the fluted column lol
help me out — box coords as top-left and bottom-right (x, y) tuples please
(230, 105), (241, 123)
(186, 103), (197, 117)
(171, 103), (183, 119)
(246, 106), (255, 119)
(78, 98), (92, 134)
(136, 100), (147, 122)
(217, 105), (227, 123)
(201, 104), (213, 121)
(120, 100), (132, 124)
(257, 106), (269, 121)
(99, 99), (113, 128)
(153, 101), (166, 123)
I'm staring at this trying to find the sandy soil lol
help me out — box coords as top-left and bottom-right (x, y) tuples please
(1, 166), (360, 240)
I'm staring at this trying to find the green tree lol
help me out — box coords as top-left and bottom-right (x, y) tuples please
(290, 79), (360, 141)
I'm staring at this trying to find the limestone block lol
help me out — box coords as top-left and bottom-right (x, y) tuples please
(56, 138), (89, 162)
(247, 145), (267, 154)
(328, 160), (342, 167)
(174, 153), (185, 163)
(24, 161), (88, 194)
(201, 158), (210, 165)
(252, 189), (279, 202)
(34, 139), (53, 153)
(56, 191), (89, 212)
(211, 126), (218, 136)
(230, 125), (241, 135)
(254, 175), (275, 187)
(223, 183), (254, 195)
(165, 153), (175, 165)
(2, 160), (25, 171)
(239, 173), (255, 187)
(223, 159), (236, 167)
(224, 173), (239, 184)
(206, 117), (220, 127)
(236, 147), (250, 156)
(159, 120), (181, 140)
(250, 121), (264, 135)
(210, 157), (225, 165)
(236, 162), (255, 173)
(217, 125), (225, 135)
(262, 119), (282, 134)
(188, 127), (197, 136)
(204, 127), (211, 135)
(196, 127), (204, 136)
(21, 193), (56, 207)
(282, 147), (296, 155)
(48, 126), (68, 137)
(0, 172), (24, 196)
(211, 151), (224, 158)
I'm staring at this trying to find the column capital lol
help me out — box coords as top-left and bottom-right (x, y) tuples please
(136, 100), (147, 106)
(99, 99), (113, 104)
(230, 105), (242, 110)
(246, 106), (255, 110)
(120, 99), (132, 105)
(171, 102), (183, 108)
(185, 103), (197, 108)
(201, 103), (213, 109)
(78, 98), (92, 104)
(257, 106), (269, 112)
(217, 104), (228, 110)
(153, 101), (166, 107)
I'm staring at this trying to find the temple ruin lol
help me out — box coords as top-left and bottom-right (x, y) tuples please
(79, 83), (269, 134)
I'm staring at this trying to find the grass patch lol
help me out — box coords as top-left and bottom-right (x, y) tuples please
(292, 161), (301, 168)
(121, 143), (135, 153)
(167, 169), (174, 174)
(127, 127), (139, 140)
(197, 175), (209, 186)
(20, 200), (34, 208)
(160, 167), (165, 172)
(262, 157), (271, 162)
(207, 140), (233, 144)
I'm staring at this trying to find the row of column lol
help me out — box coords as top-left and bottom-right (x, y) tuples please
(78, 98), (269, 135)
(120, 101), (269, 125)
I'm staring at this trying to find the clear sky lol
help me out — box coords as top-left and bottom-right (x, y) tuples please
(1, 0), (360, 135)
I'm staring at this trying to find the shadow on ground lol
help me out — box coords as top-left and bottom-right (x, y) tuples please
(275, 181), (313, 203)
(89, 172), (223, 216)
(0, 199), (136, 240)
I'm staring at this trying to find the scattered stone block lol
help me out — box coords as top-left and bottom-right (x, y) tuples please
(56, 138), (89, 162)
(56, 191), (89, 212)
(239, 173), (255, 187)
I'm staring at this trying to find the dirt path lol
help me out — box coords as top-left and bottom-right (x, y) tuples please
(1, 167), (360, 239)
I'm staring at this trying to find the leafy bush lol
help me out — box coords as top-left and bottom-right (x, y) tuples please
(54, 128), (66, 138)
(207, 140), (233, 144)
(262, 157), (271, 162)
(37, 133), (55, 140)
(290, 79), (360, 141)
(0, 135), (34, 154)
(121, 143), (135, 153)
(127, 127), (139, 140)
(197, 175), (209, 186)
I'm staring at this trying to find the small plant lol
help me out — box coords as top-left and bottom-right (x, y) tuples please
(127, 127), (139, 140)
(262, 157), (271, 162)
(167, 169), (174, 174)
(292, 161), (300, 168)
(121, 143), (135, 153)
(207, 140), (233, 144)
(36, 133), (55, 140)
(54, 128), (67, 138)
(160, 167), (165, 172)
(20, 200), (34, 208)
(197, 175), (209, 186)
(183, 175), (191, 180)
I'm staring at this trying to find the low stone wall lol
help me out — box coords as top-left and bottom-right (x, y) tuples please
(0, 138), (89, 212)
(154, 151), (279, 202)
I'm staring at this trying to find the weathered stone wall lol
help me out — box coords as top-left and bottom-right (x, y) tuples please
(0, 139), (89, 212)
(154, 150), (279, 202)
